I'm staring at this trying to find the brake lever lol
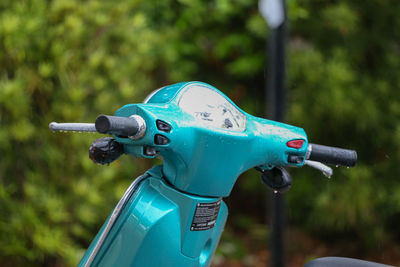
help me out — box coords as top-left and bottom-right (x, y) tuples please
(49, 122), (97, 133)
(304, 160), (333, 178)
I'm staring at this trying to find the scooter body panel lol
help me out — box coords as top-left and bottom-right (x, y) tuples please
(78, 166), (228, 267)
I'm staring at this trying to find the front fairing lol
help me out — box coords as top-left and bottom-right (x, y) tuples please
(113, 82), (308, 197)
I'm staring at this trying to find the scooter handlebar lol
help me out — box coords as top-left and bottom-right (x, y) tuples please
(308, 143), (357, 167)
(95, 115), (145, 138)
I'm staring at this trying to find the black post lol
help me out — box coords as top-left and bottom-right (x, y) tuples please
(266, 20), (286, 122)
(265, 1), (287, 267)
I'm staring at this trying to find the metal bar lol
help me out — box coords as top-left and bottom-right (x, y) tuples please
(265, 1), (287, 266)
(49, 122), (97, 133)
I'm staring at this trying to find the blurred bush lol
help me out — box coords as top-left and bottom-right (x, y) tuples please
(0, 0), (399, 266)
(286, 0), (400, 247)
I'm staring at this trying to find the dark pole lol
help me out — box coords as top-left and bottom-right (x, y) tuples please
(264, 0), (287, 267)
(266, 6), (287, 123)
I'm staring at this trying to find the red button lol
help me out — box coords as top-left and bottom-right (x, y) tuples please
(287, 139), (304, 149)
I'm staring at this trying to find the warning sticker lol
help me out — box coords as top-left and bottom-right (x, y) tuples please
(190, 200), (221, 231)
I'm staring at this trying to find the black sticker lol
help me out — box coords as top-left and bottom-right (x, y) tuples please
(190, 200), (221, 231)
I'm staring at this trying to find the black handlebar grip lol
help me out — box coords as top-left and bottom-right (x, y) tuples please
(308, 143), (357, 167)
(95, 115), (139, 136)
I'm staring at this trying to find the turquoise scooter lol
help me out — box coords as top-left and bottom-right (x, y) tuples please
(50, 82), (388, 267)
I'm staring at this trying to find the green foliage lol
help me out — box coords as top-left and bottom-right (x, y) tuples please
(286, 0), (400, 247)
(0, 0), (399, 265)
(0, 0), (170, 265)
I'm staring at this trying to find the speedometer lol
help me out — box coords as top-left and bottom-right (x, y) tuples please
(178, 84), (247, 132)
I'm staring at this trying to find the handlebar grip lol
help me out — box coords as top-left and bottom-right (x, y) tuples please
(95, 115), (139, 136)
(308, 143), (357, 167)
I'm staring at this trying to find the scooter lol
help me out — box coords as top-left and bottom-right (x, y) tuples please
(49, 81), (390, 267)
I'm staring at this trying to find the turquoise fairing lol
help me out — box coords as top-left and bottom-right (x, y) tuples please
(113, 82), (308, 197)
(78, 165), (228, 267)
(145, 82), (187, 104)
